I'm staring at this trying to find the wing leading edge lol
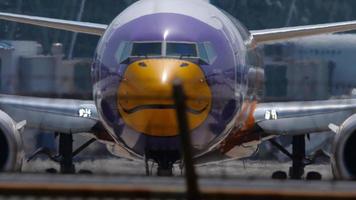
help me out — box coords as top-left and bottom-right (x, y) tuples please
(0, 94), (99, 134)
(1, 12), (356, 43)
(254, 99), (356, 135)
(251, 20), (356, 44)
(0, 12), (107, 36)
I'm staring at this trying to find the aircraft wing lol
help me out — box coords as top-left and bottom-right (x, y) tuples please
(0, 94), (99, 134)
(251, 20), (356, 44)
(0, 12), (107, 36)
(2, 12), (356, 42)
(195, 99), (356, 164)
(253, 99), (356, 135)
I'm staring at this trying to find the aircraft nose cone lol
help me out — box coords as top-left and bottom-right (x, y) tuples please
(117, 59), (212, 136)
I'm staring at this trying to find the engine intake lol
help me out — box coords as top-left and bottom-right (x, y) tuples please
(332, 114), (356, 179)
(0, 110), (23, 172)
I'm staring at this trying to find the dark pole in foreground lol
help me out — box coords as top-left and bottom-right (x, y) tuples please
(172, 80), (200, 200)
(59, 133), (75, 174)
(290, 135), (305, 179)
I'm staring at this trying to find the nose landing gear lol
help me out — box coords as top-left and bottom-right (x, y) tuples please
(145, 149), (180, 176)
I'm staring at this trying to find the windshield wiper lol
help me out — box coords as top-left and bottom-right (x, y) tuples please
(132, 53), (149, 58)
(179, 54), (193, 59)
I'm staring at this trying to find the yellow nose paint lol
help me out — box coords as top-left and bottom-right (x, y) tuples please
(117, 59), (212, 137)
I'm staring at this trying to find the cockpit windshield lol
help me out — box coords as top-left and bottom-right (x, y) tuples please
(131, 42), (198, 58)
(166, 43), (197, 57)
(116, 41), (216, 65)
(131, 42), (162, 56)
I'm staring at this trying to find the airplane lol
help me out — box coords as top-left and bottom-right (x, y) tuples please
(1, 0), (356, 179)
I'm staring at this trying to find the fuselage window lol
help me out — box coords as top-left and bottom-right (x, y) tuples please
(131, 42), (162, 57)
(166, 43), (197, 57)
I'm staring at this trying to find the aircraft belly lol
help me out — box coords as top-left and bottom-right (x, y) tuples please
(105, 142), (140, 161)
(194, 142), (259, 165)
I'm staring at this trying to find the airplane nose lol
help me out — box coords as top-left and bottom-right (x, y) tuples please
(117, 59), (212, 137)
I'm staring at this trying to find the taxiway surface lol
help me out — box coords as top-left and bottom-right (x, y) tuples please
(22, 158), (332, 179)
(0, 159), (352, 200)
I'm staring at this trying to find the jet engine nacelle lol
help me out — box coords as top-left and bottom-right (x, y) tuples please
(0, 110), (23, 172)
(332, 114), (356, 179)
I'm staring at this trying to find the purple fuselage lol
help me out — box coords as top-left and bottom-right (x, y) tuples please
(92, 12), (255, 158)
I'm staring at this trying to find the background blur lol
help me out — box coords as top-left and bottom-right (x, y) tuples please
(1, 0), (356, 58)
(1, 0), (356, 99)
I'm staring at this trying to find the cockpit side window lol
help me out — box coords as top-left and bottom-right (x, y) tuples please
(166, 43), (198, 57)
(198, 43), (209, 64)
(115, 41), (132, 64)
(198, 42), (217, 65)
(131, 42), (162, 57)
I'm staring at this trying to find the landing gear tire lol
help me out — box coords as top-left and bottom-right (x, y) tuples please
(145, 149), (180, 177)
(306, 171), (322, 180)
(272, 171), (287, 180)
(45, 168), (57, 174)
(78, 169), (93, 174)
